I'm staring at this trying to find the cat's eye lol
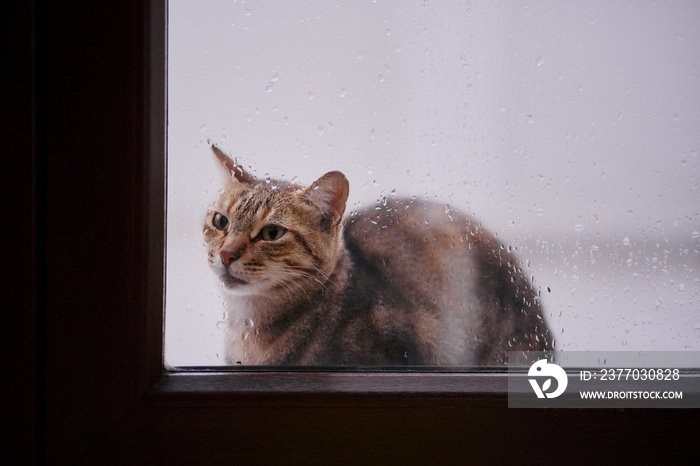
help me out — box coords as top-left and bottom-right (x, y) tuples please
(260, 224), (286, 241)
(212, 213), (229, 230)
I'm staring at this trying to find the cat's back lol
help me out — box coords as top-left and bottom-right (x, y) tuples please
(343, 199), (550, 365)
(344, 199), (492, 295)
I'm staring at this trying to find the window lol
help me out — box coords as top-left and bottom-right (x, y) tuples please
(166, 1), (699, 367)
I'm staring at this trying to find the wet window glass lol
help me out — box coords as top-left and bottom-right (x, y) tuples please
(165, 1), (699, 367)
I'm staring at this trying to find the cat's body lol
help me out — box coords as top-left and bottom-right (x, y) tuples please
(204, 147), (552, 365)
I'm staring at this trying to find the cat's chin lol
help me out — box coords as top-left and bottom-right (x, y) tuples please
(219, 273), (249, 289)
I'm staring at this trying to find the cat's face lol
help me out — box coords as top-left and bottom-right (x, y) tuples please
(204, 147), (349, 303)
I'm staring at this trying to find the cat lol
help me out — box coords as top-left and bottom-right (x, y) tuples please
(204, 146), (552, 366)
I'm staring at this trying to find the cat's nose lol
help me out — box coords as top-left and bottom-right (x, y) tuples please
(220, 248), (242, 266)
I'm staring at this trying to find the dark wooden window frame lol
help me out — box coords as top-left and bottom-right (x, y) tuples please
(9, 0), (697, 463)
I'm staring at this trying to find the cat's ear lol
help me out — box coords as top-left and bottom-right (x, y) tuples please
(303, 171), (349, 222)
(211, 145), (255, 184)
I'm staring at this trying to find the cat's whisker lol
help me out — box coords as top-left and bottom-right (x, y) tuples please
(267, 272), (308, 300)
(290, 272), (326, 289)
(190, 267), (213, 290)
(280, 266), (328, 289)
(265, 265), (326, 292)
(274, 263), (330, 281)
(284, 264), (331, 282)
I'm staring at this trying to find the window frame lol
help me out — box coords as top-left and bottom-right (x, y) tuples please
(20, 0), (698, 463)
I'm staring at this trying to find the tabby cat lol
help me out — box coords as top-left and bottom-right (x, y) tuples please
(204, 146), (552, 365)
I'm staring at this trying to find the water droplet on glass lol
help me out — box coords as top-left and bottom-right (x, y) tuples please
(573, 223), (585, 232)
(338, 88), (346, 97)
(535, 56), (545, 66)
(245, 318), (254, 328)
(265, 72), (279, 92)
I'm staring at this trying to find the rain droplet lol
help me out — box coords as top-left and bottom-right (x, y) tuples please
(245, 318), (255, 328)
(265, 72), (279, 92)
(573, 223), (585, 232)
(535, 56), (545, 66)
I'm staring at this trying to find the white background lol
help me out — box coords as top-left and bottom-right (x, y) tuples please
(166, 0), (700, 367)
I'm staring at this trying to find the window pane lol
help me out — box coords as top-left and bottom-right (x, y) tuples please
(165, 1), (700, 367)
